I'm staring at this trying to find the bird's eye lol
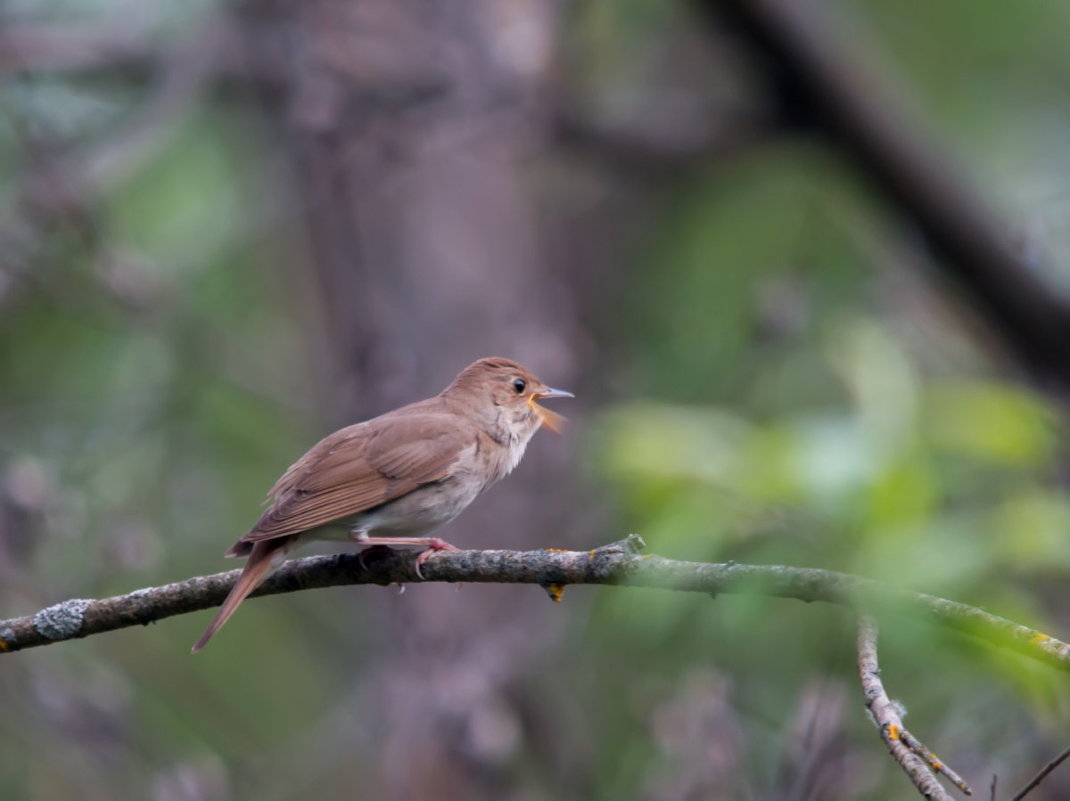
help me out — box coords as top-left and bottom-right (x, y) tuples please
(512, 378), (526, 394)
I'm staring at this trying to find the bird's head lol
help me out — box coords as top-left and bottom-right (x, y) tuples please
(444, 357), (573, 440)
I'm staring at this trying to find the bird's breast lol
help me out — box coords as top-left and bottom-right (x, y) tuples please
(350, 475), (483, 537)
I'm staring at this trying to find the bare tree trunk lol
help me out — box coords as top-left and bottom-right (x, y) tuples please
(236, 1), (582, 797)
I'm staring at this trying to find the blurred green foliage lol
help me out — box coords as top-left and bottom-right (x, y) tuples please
(565, 1), (1070, 795)
(3, 0), (1070, 799)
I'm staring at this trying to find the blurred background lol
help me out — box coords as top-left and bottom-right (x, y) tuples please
(3, 0), (1070, 798)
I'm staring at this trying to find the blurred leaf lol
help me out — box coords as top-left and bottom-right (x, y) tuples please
(593, 402), (751, 487)
(925, 380), (1058, 467)
(993, 490), (1070, 570)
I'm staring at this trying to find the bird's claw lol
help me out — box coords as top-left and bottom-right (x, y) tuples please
(413, 539), (459, 579)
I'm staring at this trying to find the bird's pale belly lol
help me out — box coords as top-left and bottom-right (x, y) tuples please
(309, 477), (484, 544)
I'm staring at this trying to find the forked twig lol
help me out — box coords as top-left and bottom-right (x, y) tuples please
(857, 615), (972, 799)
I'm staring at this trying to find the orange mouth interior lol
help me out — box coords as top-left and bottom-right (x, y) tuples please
(529, 397), (568, 433)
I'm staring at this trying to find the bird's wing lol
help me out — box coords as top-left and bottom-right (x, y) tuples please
(236, 414), (470, 544)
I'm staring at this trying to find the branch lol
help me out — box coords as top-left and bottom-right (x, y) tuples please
(0, 25), (159, 77)
(857, 616), (971, 800)
(1007, 744), (1070, 801)
(701, 0), (1070, 392)
(1, 537), (1069, 671)
(554, 107), (778, 178)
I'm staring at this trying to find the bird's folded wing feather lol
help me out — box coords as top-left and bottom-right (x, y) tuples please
(238, 414), (470, 543)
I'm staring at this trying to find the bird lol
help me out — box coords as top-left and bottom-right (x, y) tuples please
(191, 357), (572, 652)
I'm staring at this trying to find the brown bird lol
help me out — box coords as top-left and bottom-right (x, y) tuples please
(192, 357), (572, 652)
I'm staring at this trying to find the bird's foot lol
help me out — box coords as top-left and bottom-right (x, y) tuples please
(351, 535), (459, 579)
(413, 538), (459, 579)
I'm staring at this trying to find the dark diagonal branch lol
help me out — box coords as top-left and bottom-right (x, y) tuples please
(1, 537), (1069, 674)
(703, 0), (1070, 391)
(857, 616), (970, 800)
(1007, 744), (1070, 801)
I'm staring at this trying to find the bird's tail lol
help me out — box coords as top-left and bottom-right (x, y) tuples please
(191, 538), (294, 653)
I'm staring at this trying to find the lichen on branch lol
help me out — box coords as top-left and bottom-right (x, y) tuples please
(1, 536), (1067, 674)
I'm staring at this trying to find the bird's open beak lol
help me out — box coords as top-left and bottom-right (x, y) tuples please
(535, 387), (574, 400)
(530, 387), (574, 434)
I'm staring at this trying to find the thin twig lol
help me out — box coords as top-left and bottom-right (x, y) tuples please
(0, 538), (1068, 674)
(900, 728), (972, 796)
(857, 616), (972, 800)
(1007, 744), (1070, 801)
